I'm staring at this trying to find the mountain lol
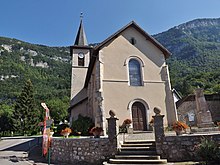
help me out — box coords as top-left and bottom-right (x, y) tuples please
(154, 18), (220, 96)
(0, 37), (71, 101)
(0, 18), (220, 103)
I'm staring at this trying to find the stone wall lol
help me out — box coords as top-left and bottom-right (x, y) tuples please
(51, 137), (117, 165)
(207, 100), (220, 122)
(177, 100), (197, 126)
(177, 94), (220, 126)
(156, 133), (220, 162)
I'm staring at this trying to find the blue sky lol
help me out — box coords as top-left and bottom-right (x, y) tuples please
(1, 0), (220, 46)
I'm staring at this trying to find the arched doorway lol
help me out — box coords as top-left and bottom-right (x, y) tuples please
(132, 102), (147, 131)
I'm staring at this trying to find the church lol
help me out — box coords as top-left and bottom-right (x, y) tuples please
(69, 17), (177, 133)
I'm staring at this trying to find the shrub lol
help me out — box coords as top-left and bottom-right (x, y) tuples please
(196, 137), (220, 164)
(71, 115), (94, 136)
(119, 125), (127, 133)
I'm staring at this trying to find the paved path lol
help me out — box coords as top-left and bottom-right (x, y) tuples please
(0, 136), (72, 165)
(0, 136), (48, 165)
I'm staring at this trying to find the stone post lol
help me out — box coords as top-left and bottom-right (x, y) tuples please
(152, 107), (165, 141)
(107, 116), (118, 141)
(106, 111), (118, 155)
(195, 88), (213, 127)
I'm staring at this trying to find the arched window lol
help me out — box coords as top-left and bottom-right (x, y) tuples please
(78, 56), (85, 66)
(129, 59), (142, 86)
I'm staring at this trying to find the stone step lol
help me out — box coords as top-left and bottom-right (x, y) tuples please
(121, 143), (156, 147)
(115, 155), (160, 160)
(133, 131), (153, 134)
(103, 163), (166, 165)
(109, 158), (167, 164)
(103, 139), (167, 165)
(119, 150), (157, 155)
(124, 140), (155, 144)
(120, 146), (156, 151)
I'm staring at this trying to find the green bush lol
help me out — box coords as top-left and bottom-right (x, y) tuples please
(196, 137), (220, 164)
(119, 125), (127, 133)
(71, 115), (94, 136)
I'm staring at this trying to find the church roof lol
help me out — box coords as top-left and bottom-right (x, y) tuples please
(69, 88), (88, 110)
(74, 19), (88, 46)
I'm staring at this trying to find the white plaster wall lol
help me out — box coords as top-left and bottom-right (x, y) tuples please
(70, 49), (90, 99)
(99, 27), (171, 126)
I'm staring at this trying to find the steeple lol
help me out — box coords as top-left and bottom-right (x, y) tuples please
(74, 13), (88, 46)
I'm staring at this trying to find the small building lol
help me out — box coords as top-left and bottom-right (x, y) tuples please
(69, 17), (177, 133)
(177, 92), (220, 126)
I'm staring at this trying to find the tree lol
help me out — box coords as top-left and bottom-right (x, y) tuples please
(196, 138), (220, 164)
(181, 79), (194, 96)
(0, 103), (14, 136)
(13, 79), (40, 135)
(71, 115), (94, 135)
(46, 97), (69, 124)
(213, 84), (220, 94)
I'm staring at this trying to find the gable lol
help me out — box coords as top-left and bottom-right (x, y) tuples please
(121, 26), (166, 65)
(95, 21), (171, 59)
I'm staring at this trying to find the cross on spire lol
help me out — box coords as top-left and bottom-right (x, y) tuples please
(80, 12), (83, 21)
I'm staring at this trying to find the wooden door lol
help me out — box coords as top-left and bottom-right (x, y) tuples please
(132, 102), (147, 131)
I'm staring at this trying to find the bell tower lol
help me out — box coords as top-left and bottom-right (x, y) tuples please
(70, 13), (91, 100)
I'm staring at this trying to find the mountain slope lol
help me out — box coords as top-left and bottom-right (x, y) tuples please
(154, 18), (220, 96)
(0, 18), (220, 102)
(0, 37), (71, 100)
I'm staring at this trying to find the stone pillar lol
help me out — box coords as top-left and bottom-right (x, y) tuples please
(195, 88), (213, 127)
(152, 107), (165, 141)
(106, 114), (118, 141)
(106, 113), (118, 155)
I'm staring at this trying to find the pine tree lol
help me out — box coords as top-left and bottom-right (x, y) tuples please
(13, 79), (40, 135)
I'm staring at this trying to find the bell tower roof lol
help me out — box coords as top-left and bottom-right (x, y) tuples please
(74, 13), (88, 46)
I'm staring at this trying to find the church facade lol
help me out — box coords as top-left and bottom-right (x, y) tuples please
(69, 19), (177, 133)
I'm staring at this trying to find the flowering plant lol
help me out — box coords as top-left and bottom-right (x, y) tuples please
(89, 127), (103, 134)
(172, 121), (189, 131)
(60, 127), (72, 135)
(123, 119), (132, 125)
(149, 118), (154, 125)
(89, 127), (103, 138)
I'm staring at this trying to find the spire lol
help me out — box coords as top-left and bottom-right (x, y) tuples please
(74, 12), (88, 46)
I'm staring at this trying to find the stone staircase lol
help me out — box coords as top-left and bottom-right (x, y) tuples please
(103, 140), (167, 165)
